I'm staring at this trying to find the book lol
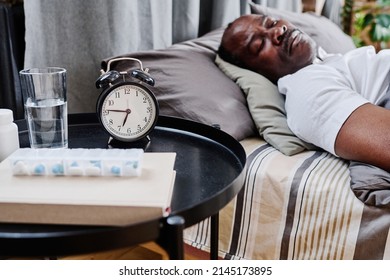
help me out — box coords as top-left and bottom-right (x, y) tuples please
(0, 152), (176, 226)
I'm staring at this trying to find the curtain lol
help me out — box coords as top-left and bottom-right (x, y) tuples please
(23, 0), (302, 113)
(251, 0), (302, 11)
(321, 0), (343, 27)
(0, 3), (25, 120)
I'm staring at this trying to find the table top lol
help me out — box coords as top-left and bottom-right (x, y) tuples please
(0, 113), (246, 257)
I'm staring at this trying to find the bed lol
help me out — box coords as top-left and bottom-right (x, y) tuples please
(103, 4), (390, 260)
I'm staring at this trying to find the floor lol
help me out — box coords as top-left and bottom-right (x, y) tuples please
(59, 242), (210, 260)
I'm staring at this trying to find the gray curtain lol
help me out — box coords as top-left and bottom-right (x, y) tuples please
(23, 0), (302, 113)
(251, 0), (302, 12)
(321, 0), (343, 27)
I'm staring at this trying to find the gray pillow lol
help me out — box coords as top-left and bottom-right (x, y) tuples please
(250, 3), (356, 54)
(349, 162), (390, 208)
(215, 55), (316, 156)
(102, 29), (256, 141)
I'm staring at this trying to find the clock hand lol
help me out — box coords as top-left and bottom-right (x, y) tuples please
(106, 109), (127, 113)
(122, 109), (131, 126)
(122, 99), (131, 126)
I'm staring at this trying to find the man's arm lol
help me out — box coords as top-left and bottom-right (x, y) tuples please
(335, 103), (390, 172)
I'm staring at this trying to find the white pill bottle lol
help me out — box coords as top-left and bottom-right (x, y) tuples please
(0, 109), (20, 162)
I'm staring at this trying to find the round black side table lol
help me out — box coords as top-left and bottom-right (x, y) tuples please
(0, 113), (246, 259)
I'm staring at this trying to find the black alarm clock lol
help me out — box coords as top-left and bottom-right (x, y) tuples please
(95, 58), (159, 148)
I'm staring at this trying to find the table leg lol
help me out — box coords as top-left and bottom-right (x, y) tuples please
(157, 215), (185, 260)
(210, 213), (219, 260)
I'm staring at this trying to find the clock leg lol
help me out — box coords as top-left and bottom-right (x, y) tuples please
(107, 136), (151, 150)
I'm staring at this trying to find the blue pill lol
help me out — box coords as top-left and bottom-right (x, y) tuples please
(111, 166), (121, 175)
(52, 164), (64, 175)
(34, 164), (46, 175)
(90, 160), (101, 168)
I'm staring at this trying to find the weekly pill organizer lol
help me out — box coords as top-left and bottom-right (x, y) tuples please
(8, 148), (143, 177)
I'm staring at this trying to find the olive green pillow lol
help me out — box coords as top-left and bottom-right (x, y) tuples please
(215, 55), (316, 156)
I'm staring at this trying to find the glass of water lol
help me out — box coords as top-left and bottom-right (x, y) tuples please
(19, 67), (68, 149)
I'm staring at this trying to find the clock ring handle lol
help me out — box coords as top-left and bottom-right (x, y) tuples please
(105, 57), (145, 74)
(98, 57), (154, 87)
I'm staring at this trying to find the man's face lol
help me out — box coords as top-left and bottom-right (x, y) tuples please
(221, 14), (317, 83)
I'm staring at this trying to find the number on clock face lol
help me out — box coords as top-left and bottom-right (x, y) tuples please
(101, 84), (157, 141)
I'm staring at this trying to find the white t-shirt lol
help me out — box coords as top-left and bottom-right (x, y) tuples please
(278, 46), (390, 155)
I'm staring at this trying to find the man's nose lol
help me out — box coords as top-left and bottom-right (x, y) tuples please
(271, 25), (287, 45)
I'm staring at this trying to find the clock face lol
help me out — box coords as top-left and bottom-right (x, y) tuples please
(99, 83), (158, 142)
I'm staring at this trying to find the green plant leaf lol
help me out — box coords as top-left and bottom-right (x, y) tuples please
(376, 14), (390, 28)
(362, 13), (374, 29)
(370, 22), (390, 42)
(352, 36), (365, 47)
(377, 0), (390, 6)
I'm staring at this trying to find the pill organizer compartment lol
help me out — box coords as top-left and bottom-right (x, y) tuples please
(8, 148), (143, 177)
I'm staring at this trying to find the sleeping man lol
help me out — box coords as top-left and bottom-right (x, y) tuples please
(218, 14), (390, 172)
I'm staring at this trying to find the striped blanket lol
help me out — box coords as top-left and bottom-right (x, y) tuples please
(184, 138), (390, 259)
